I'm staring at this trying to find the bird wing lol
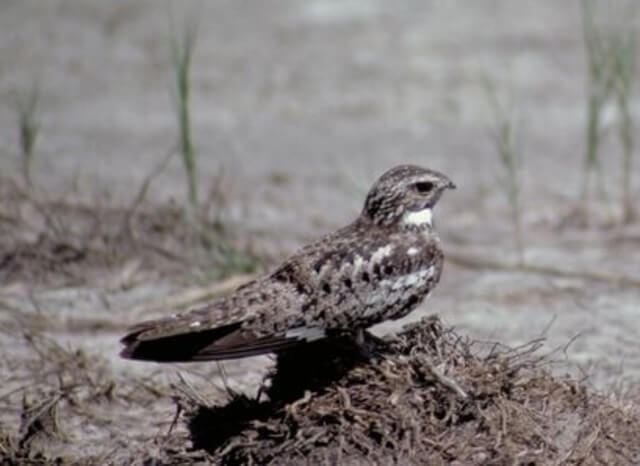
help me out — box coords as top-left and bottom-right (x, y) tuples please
(120, 275), (322, 362)
(120, 320), (318, 362)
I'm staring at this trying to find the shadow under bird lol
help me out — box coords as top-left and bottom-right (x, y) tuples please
(120, 165), (455, 362)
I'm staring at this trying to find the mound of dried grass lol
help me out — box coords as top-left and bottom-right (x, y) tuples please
(179, 317), (640, 465)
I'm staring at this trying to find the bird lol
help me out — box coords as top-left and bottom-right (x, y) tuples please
(120, 165), (455, 363)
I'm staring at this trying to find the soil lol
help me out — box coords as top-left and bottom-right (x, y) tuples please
(1, 1), (639, 464)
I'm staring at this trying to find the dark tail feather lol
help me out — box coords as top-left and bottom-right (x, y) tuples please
(120, 323), (305, 362)
(120, 323), (242, 362)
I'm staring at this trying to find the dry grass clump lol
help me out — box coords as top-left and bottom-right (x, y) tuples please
(0, 323), (179, 465)
(2, 317), (638, 465)
(0, 329), (116, 465)
(0, 190), (260, 288)
(178, 318), (640, 465)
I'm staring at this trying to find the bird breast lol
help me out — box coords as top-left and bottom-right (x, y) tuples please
(307, 237), (442, 329)
(359, 264), (436, 321)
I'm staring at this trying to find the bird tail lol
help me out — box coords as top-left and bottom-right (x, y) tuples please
(120, 318), (324, 363)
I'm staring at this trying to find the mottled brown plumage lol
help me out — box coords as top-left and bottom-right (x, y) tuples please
(120, 165), (455, 362)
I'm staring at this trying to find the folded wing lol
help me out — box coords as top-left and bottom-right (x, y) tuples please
(120, 307), (325, 362)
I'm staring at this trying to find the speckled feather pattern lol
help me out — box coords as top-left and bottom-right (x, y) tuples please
(121, 165), (455, 362)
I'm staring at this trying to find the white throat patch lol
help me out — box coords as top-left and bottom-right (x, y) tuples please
(403, 208), (433, 227)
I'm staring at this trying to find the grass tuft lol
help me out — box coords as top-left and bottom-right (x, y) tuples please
(482, 77), (525, 265)
(170, 14), (199, 205)
(609, 4), (638, 223)
(14, 85), (40, 189)
(581, 0), (637, 222)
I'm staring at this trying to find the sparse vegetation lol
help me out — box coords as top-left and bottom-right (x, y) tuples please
(581, 0), (611, 202)
(482, 77), (525, 264)
(580, 0), (637, 221)
(167, 13), (258, 274)
(610, 4), (638, 223)
(14, 85), (40, 189)
(170, 14), (199, 206)
(0, 193), (260, 288)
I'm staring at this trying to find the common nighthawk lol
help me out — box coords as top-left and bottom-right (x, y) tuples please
(121, 165), (455, 362)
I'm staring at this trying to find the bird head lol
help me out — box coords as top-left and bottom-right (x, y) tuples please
(362, 165), (455, 229)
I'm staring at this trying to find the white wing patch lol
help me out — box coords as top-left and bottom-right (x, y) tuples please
(403, 208), (432, 227)
(352, 255), (365, 274)
(285, 326), (326, 342)
(370, 244), (394, 263)
(391, 266), (435, 290)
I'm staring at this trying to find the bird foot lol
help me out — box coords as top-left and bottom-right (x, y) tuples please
(355, 330), (392, 362)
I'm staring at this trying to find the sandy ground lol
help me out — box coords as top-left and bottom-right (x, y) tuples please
(1, 0), (639, 462)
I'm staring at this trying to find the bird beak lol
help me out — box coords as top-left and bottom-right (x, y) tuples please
(446, 179), (456, 190)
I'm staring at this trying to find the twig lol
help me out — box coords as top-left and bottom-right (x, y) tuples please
(121, 145), (176, 238)
(168, 395), (184, 435)
(423, 360), (468, 399)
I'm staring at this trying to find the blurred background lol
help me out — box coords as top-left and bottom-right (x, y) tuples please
(0, 0), (639, 457)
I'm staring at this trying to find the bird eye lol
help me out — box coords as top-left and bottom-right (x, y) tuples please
(413, 181), (434, 194)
